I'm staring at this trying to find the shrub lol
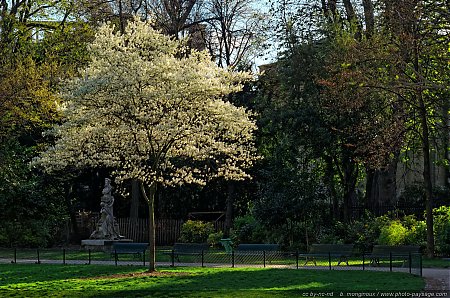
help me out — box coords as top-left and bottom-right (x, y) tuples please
(378, 220), (408, 245)
(433, 206), (450, 256)
(179, 220), (214, 243)
(207, 231), (224, 248)
(0, 220), (55, 248)
(231, 214), (267, 244)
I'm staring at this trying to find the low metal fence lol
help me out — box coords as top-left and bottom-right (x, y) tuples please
(0, 248), (422, 276)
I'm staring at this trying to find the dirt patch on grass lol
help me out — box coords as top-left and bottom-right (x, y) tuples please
(83, 271), (189, 280)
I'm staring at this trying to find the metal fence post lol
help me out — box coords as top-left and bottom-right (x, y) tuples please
(115, 250), (118, 266)
(420, 254), (423, 277)
(88, 249), (91, 265)
(389, 252), (392, 272)
(231, 250), (235, 268)
(13, 248), (17, 264)
(263, 251), (266, 268)
(37, 249), (40, 264)
(63, 249), (66, 265)
(296, 251), (299, 269)
(328, 252), (331, 270)
(408, 252), (412, 274)
(171, 250), (175, 267)
(362, 253), (365, 270)
(201, 250), (204, 267)
(143, 249), (146, 267)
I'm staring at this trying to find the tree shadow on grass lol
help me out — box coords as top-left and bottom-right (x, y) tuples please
(0, 263), (143, 285)
(79, 268), (423, 297)
(0, 265), (424, 297)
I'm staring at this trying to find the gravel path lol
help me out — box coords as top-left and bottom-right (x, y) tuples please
(422, 268), (450, 292)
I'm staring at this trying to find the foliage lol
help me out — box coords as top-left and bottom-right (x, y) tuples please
(433, 206), (450, 256)
(378, 221), (408, 246)
(316, 211), (443, 253)
(0, 58), (60, 141)
(34, 19), (258, 269)
(230, 214), (268, 244)
(35, 19), (257, 186)
(398, 184), (450, 209)
(0, 140), (67, 248)
(0, 221), (51, 248)
(207, 231), (224, 248)
(179, 220), (214, 243)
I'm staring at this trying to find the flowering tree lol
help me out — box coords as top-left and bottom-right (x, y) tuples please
(36, 19), (258, 271)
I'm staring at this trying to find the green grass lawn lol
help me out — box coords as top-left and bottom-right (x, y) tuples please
(0, 264), (424, 297)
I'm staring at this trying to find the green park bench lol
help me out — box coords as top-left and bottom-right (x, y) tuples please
(233, 243), (280, 266)
(368, 245), (420, 267)
(164, 243), (209, 265)
(234, 243), (280, 254)
(112, 242), (149, 265)
(300, 244), (354, 266)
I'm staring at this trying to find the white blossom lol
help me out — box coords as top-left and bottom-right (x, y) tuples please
(35, 19), (258, 188)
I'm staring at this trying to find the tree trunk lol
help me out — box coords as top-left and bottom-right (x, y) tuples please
(140, 181), (157, 271)
(130, 179), (140, 219)
(64, 183), (79, 243)
(419, 96), (435, 258)
(224, 182), (235, 237)
(324, 155), (339, 220)
(365, 154), (398, 215)
(342, 157), (358, 223)
(118, 0), (125, 34)
(342, 0), (356, 22)
(414, 35), (435, 257)
(362, 0), (374, 37)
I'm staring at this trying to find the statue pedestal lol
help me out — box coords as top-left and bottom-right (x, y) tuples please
(81, 239), (133, 251)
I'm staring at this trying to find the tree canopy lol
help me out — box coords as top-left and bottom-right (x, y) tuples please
(35, 19), (258, 270)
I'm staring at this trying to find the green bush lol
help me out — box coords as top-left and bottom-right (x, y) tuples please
(403, 216), (426, 246)
(231, 214), (267, 244)
(378, 220), (408, 245)
(433, 206), (450, 255)
(179, 220), (214, 243)
(207, 231), (224, 248)
(0, 220), (55, 248)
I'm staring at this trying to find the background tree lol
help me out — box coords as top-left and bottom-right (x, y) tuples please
(378, 0), (450, 257)
(36, 19), (258, 271)
(0, 0), (95, 246)
(200, 0), (265, 69)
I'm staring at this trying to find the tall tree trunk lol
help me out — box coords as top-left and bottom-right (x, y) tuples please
(118, 0), (125, 34)
(130, 179), (140, 219)
(419, 96), (435, 258)
(342, 0), (356, 22)
(224, 182), (234, 237)
(365, 153), (398, 215)
(324, 155), (339, 220)
(362, 0), (375, 37)
(140, 181), (157, 271)
(342, 156), (358, 223)
(64, 183), (79, 242)
(414, 37), (435, 257)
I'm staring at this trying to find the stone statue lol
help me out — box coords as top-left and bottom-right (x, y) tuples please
(90, 178), (123, 240)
